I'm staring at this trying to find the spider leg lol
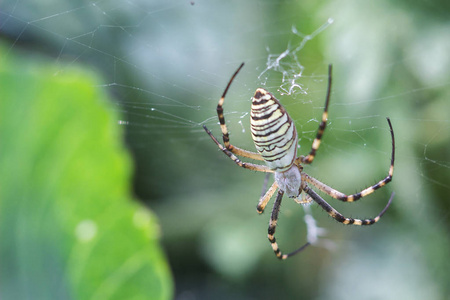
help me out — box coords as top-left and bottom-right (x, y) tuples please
(203, 125), (273, 172)
(293, 193), (313, 205)
(260, 172), (272, 198)
(268, 190), (310, 260)
(257, 180), (278, 213)
(215, 62), (264, 161)
(303, 117), (395, 202)
(301, 64), (332, 164)
(304, 185), (394, 225)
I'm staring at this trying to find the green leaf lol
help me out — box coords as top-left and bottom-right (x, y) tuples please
(0, 45), (173, 300)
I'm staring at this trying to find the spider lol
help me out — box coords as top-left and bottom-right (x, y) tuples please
(203, 63), (395, 259)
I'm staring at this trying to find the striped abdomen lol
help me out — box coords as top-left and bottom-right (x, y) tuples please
(250, 88), (298, 172)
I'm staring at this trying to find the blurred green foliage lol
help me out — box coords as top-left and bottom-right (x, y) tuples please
(0, 44), (173, 300)
(1, 0), (449, 299)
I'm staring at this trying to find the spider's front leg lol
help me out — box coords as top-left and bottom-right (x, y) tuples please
(303, 117), (395, 203)
(303, 185), (394, 225)
(267, 190), (310, 259)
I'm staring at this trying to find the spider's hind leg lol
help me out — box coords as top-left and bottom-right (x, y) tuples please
(208, 63), (265, 161)
(301, 64), (332, 164)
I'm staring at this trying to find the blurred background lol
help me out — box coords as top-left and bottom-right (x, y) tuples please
(1, 0), (449, 299)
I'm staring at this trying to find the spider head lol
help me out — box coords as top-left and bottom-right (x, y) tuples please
(275, 165), (302, 198)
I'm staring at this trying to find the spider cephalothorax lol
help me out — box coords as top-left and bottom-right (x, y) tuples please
(203, 63), (395, 259)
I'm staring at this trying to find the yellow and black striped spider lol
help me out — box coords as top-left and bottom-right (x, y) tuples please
(203, 63), (395, 260)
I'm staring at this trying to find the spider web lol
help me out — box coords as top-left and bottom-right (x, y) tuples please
(2, 0), (449, 299)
